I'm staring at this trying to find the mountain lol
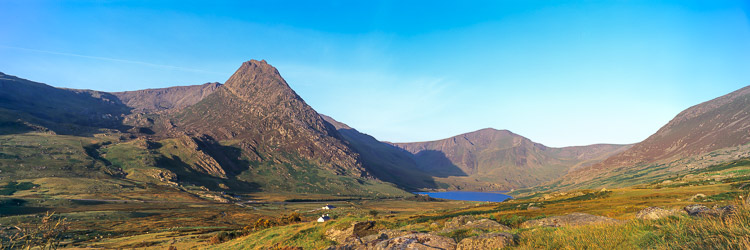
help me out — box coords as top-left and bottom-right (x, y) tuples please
(321, 115), (440, 190)
(0, 72), (131, 135)
(112, 82), (221, 113)
(554, 85), (750, 189)
(391, 129), (630, 190)
(0, 61), (408, 199)
(320, 114), (630, 191)
(163, 60), (406, 195)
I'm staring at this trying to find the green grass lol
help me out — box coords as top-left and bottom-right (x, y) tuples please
(0, 181), (38, 195)
(516, 207), (750, 249)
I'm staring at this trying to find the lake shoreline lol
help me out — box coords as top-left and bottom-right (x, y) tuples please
(415, 191), (513, 202)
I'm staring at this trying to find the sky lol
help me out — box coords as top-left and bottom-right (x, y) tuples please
(1, 0), (750, 147)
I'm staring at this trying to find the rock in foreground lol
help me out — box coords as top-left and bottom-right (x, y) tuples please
(457, 232), (516, 250)
(443, 215), (510, 232)
(520, 213), (618, 228)
(636, 207), (681, 220)
(328, 233), (456, 250)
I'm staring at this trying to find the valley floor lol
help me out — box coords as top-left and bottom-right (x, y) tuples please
(4, 158), (750, 249)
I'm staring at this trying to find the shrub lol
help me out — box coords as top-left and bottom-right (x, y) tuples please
(254, 218), (273, 230)
(280, 212), (302, 224)
(0, 211), (69, 249)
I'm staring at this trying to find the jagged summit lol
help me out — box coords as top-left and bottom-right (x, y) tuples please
(224, 59), (294, 94)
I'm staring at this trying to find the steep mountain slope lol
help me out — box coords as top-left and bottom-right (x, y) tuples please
(0, 61), (408, 198)
(168, 60), (406, 195)
(0, 72), (131, 134)
(112, 82), (221, 113)
(555, 85), (750, 189)
(392, 129), (629, 190)
(321, 115), (440, 190)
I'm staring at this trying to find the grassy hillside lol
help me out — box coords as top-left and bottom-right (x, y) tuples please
(559, 85), (750, 188)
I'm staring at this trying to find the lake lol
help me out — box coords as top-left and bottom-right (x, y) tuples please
(415, 191), (512, 202)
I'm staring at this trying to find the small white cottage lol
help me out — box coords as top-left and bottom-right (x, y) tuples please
(322, 204), (336, 210)
(317, 214), (331, 223)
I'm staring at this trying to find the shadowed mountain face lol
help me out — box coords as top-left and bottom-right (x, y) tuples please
(0, 72), (132, 135)
(112, 82), (222, 113)
(322, 114), (630, 191)
(321, 115), (442, 190)
(391, 129), (630, 190)
(558, 85), (750, 188)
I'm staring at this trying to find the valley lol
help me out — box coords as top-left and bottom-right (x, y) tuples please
(2, 60), (750, 249)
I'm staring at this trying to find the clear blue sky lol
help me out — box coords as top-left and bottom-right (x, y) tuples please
(2, 1), (749, 147)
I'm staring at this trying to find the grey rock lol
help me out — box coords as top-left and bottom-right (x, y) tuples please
(684, 204), (737, 217)
(457, 232), (516, 250)
(443, 216), (510, 232)
(635, 207), (675, 220)
(520, 213), (618, 228)
(326, 221), (377, 244)
(373, 233), (456, 250)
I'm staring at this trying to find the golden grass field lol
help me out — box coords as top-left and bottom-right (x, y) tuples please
(3, 158), (750, 249)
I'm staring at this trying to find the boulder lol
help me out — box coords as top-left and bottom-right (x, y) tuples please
(635, 207), (675, 220)
(327, 230), (419, 250)
(352, 221), (377, 237)
(690, 194), (706, 201)
(444, 215), (475, 230)
(443, 216), (510, 232)
(684, 204), (711, 216)
(520, 213), (618, 228)
(457, 232), (516, 250)
(326, 221), (377, 244)
(684, 204), (736, 217)
(464, 219), (510, 231)
(374, 233), (456, 250)
(377, 229), (417, 239)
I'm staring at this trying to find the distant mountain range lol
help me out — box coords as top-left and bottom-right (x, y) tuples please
(2, 61), (749, 198)
(388, 128), (629, 190)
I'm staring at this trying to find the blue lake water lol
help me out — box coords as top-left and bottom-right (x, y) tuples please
(415, 191), (512, 202)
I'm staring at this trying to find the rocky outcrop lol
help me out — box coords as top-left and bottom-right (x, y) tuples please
(442, 215), (510, 232)
(326, 232), (455, 250)
(325, 221), (378, 244)
(176, 135), (227, 179)
(520, 213), (618, 228)
(684, 204), (736, 217)
(457, 233), (516, 250)
(635, 207), (681, 220)
(373, 233), (456, 250)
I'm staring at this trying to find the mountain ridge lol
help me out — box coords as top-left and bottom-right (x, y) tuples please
(551, 84), (750, 189)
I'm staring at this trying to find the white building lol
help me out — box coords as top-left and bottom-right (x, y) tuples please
(317, 214), (331, 222)
(322, 204), (336, 210)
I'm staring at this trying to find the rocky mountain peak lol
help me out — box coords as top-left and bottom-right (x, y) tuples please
(223, 60), (298, 100)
